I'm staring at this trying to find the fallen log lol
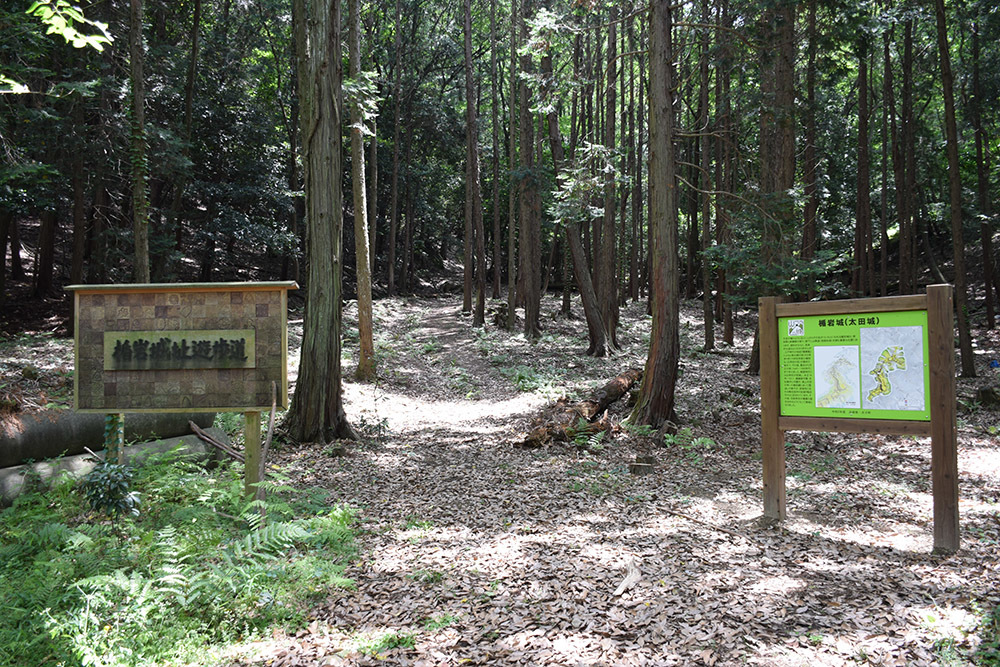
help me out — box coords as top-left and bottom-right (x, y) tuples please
(517, 367), (642, 448)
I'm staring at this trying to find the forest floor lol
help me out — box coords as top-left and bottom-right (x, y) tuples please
(2, 291), (999, 665)
(242, 294), (999, 666)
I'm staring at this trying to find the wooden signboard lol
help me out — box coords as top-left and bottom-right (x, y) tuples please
(759, 285), (959, 553)
(67, 281), (298, 496)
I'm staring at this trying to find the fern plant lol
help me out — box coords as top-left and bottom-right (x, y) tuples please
(2, 450), (357, 667)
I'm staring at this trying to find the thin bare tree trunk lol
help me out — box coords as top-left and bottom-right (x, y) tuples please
(463, 0), (487, 326)
(934, 0), (975, 377)
(35, 209), (57, 297)
(699, 0), (713, 350)
(349, 0), (375, 380)
(748, 0), (796, 374)
(880, 15), (889, 297)
(130, 0), (150, 283)
(971, 19), (996, 327)
(506, 0), (518, 330)
(69, 136), (88, 285)
(518, 0), (540, 338)
(0, 211), (9, 304)
(368, 117), (378, 276)
(490, 0), (502, 299)
(387, 0), (402, 295)
(853, 41), (871, 296)
(900, 19), (916, 295)
(599, 6), (619, 348)
(167, 0), (201, 276)
(8, 218), (25, 282)
(802, 0), (818, 300)
(628, 5), (639, 303)
(544, 46), (608, 355)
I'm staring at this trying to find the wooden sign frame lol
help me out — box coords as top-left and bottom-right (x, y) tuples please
(68, 281), (296, 413)
(759, 284), (959, 552)
(67, 281), (298, 498)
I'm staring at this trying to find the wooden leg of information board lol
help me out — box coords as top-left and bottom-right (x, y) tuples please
(759, 296), (786, 521)
(244, 411), (261, 500)
(927, 284), (959, 553)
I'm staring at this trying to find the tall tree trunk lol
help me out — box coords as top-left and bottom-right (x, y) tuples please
(716, 0), (733, 344)
(167, 0), (201, 276)
(69, 135), (88, 285)
(638, 19), (650, 306)
(934, 0), (975, 377)
(598, 5), (619, 348)
(617, 16), (629, 310)
(402, 127), (414, 292)
(130, 0), (150, 283)
(545, 43), (608, 354)
(0, 211), (9, 304)
(349, 0), (375, 380)
(286, 50), (303, 284)
(971, 19), (996, 327)
(464, 0), (487, 326)
(518, 0), (541, 338)
(387, 0), (402, 295)
(628, 6), (639, 303)
(367, 118), (378, 275)
(853, 41), (871, 296)
(900, 19), (916, 295)
(88, 183), (108, 283)
(685, 143), (698, 300)
(506, 0), (519, 330)
(490, 0), (502, 299)
(887, 23), (905, 296)
(9, 218), (26, 281)
(35, 209), (57, 297)
(699, 0), (713, 350)
(801, 0), (818, 299)
(288, 0), (355, 443)
(630, 0), (679, 429)
(748, 0), (796, 374)
(880, 17), (890, 297)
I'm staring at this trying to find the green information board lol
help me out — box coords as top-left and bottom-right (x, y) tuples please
(778, 310), (930, 421)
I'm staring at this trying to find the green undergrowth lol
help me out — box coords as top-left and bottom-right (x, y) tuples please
(0, 449), (356, 667)
(976, 603), (1000, 665)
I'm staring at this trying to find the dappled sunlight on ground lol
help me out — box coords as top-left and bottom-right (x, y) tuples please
(241, 295), (1000, 665)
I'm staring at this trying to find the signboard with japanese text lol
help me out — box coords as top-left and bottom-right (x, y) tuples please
(778, 309), (931, 421)
(68, 282), (296, 413)
(760, 287), (958, 552)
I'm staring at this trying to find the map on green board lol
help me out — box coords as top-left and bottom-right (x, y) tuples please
(777, 310), (930, 421)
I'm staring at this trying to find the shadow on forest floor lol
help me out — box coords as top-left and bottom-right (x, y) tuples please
(248, 293), (1000, 666)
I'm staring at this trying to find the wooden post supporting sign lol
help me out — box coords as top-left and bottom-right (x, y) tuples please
(759, 296), (785, 521)
(926, 285), (959, 552)
(244, 411), (261, 500)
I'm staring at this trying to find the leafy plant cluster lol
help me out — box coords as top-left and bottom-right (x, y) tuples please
(0, 449), (356, 666)
(25, 0), (112, 51)
(976, 603), (1000, 665)
(663, 427), (717, 464)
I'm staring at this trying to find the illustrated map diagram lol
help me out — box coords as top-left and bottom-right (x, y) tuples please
(814, 345), (861, 409)
(860, 326), (925, 411)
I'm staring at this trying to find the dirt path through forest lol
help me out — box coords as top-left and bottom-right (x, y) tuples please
(249, 295), (999, 667)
